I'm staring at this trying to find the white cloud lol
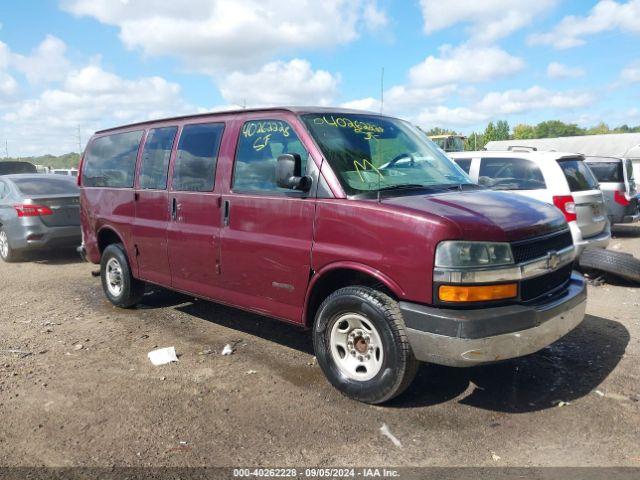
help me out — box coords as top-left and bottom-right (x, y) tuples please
(340, 97), (380, 112)
(1, 62), (195, 156)
(620, 63), (640, 83)
(363, 1), (389, 30)
(340, 44), (523, 122)
(11, 35), (71, 84)
(61, 0), (387, 73)
(415, 106), (489, 127)
(219, 59), (339, 106)
(0, 72), (18, 97)
(529, 0), (640, 49)
(408, 45), (524, 88)
(546, 62), (585, 79)
(419, 0), (557, 43)
(477, 86), (594, 114)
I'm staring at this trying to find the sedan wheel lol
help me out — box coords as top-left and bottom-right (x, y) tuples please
(0, 231), (8, 259)
(0, 229), (19, 262)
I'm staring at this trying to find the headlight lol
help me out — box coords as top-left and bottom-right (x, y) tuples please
(435, 241), (514, 268)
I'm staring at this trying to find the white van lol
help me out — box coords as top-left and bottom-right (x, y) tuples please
(450, 149), (610, 255)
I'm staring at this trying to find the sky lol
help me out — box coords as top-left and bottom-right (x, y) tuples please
(1, 0), (640, 156)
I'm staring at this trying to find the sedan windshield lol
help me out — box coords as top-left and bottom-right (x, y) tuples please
(301, 113), (472, 196)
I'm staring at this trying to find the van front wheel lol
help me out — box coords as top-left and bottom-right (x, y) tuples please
(100, 243), (145, 308)
(313, 286), (419, 404)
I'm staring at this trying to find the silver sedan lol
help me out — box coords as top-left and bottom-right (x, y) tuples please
(0, 174), (81, 262)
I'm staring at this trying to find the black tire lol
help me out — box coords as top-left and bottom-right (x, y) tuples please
(579, 247), (640, 283)
(313, 286), (419, 404)
(100, 243), (145, 308)
(0, 228), (21, 263)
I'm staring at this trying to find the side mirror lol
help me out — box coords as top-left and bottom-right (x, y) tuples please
(276, 153), (312, 191)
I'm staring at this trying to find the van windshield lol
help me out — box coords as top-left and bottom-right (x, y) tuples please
(301, 113), (472, 196)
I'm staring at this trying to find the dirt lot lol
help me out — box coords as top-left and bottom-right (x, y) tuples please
(1, 227), (639, 468)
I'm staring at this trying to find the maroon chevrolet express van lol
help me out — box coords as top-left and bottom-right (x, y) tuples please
(78, 107), (586, 403)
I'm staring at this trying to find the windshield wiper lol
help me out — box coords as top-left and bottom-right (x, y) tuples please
(377, 184), (431, 192)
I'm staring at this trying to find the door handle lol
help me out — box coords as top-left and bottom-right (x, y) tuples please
(222, 199), (230, 226)
(171, 197), (177, 221)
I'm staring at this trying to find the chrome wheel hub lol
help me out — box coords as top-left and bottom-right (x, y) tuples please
(105, 257), (124, 297)
(329, 313), (384, 381)
(0, 231), (8, 259)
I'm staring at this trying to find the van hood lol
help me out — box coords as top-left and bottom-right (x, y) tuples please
(380, 190), (567, 242)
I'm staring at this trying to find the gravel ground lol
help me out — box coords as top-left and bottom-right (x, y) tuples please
(0, 226), (639, 468)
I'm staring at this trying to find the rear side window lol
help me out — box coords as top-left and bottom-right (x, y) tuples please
(478, 157), (546, 190)
(12, 177), (79, 195)
(82, 131), (143, 188)
(586, 161), (623, 182)
(172, 123), (224, 192)
(233, 119), (308, 193)
(558, 159), (599, 192)
(139, 127), (178, 190)
(454, 158), (472, 174)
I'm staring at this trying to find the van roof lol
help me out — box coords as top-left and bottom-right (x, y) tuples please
(449, 150), (585, 162)
(95, 106), (385, 134)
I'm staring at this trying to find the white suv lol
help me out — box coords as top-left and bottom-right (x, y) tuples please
(450, 149), (611, 254)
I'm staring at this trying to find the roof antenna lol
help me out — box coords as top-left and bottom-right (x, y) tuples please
(380, 67), (384, 114)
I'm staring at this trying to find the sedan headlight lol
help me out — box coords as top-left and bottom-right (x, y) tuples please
(435, 241), (514, 268)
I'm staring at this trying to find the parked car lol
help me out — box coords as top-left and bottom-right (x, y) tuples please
(450, 150), (610, 255)
(584, 156), (638, 225)
(78, 108), (586, 404)
(52, 168), (79, 177)
(0, 174), (81, 262)
(0, 161), (37, 175)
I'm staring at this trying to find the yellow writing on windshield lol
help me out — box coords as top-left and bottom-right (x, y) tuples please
(353, 159), (383, 182)
(242, 121), (290, 139)
(313, 116), (384, 140)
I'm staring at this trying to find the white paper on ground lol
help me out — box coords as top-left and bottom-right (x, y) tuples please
(148, 347), (178, 366)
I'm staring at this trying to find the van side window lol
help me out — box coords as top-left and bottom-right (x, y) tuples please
(172, 123), (224, 192)
(478, 157), (546, 190)
(139, 127), (178, 190)
(82, 130), (144, 188)
(233, 119), (308, 193)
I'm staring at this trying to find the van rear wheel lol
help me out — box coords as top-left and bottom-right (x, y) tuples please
(100, 243), (145, 308)
(313, 286), (419, 404)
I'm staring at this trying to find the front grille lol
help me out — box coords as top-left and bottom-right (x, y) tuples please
(520, 263), (572, 301)
(511, 229), (573, 263)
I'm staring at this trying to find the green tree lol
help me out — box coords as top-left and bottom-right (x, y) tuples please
(483, 121), (497, 143)
(587, 121), (610, 135)
(534, 120), (584, 138)
(464, 132), (483, 151)
(424, 127), (459, 136)
(513, 124), (536, 139)
(495, 120), (510, 140)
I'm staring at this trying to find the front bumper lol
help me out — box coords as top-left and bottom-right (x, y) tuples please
(401, 273), (587, 367)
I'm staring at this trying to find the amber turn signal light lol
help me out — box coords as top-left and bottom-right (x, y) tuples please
(439, 283), (517, 302)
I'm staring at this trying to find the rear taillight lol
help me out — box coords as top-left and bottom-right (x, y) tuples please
(614, 190), (630, 206)
(14, 204), (54, 217)
(553, 195), (577, 222)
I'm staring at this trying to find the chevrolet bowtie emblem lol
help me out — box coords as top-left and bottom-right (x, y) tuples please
(547, 250), (560, 270)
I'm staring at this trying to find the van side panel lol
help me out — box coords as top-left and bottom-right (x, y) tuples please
(80, 187), (137, 265)
(311, 199), (459, 305)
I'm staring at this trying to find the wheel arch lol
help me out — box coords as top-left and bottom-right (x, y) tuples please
(303, 262), (405, 327)
(97, 226), (126, 255)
